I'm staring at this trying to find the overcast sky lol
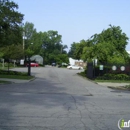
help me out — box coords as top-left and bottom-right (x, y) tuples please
(14, 0), (130, 51)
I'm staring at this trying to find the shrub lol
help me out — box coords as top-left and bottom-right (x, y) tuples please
(96, 73), (130, 80)
(0, 70), (27, 76)
(114, 74), (129, 80)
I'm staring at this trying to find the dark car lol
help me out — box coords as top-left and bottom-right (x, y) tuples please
(52, 63), (56, 66)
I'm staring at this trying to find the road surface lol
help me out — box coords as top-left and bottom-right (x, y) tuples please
(0, 66), (130, 130)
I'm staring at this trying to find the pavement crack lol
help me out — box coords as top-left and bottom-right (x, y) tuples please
(71, 95), (88, 130)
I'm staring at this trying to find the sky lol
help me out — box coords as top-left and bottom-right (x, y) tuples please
(14, 0), (130, 51)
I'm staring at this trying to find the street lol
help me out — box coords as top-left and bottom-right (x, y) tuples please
(0, 66), (130, 130)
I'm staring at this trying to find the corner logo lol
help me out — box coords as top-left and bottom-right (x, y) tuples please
(118, 119), (130, 130)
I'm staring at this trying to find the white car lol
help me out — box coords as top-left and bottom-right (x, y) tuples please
(67, 65), (83, 70)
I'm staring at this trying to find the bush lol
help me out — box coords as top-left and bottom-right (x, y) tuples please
(114, 74), (129, 80)
(1, 62), (14, 67)
(78, 71), (86, 77)
(96, 73), (130, 80)
(0, 70), (27, 76)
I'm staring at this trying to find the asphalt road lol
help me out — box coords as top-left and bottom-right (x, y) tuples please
(0, 66), (130, 130)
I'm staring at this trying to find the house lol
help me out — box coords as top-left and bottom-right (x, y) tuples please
(30, 55), (43, 65)
(69, 58), (86, 67)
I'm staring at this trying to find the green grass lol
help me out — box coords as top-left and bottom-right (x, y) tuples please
(0, 75), (34, 80)
(77, 72), (86, 77)
(95, 79), (130, 83)
(0, 80), (12, 84)
(124, 85), (130, 89)
(0, 67), (9, 70)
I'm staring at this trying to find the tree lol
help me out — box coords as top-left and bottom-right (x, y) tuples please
(68, 42), (77, 59)
(40, 30), (68, 64)
(0, 44), (24, 71)
(0, 0), (24, 47)
(1, 44), (24, 60)
(61, 45), (68, 54)
(81, 25), (129, 64)
(23, 22), (37, 51)
(98, 25), (129, 53)
(20, 22), (68, 64)
(68, 39), (94, 60)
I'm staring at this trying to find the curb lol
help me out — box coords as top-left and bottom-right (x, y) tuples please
(107, 86), (130, 91)
(0, 76), (36, 84)
(77, 73), (130, 91)
(29, 77), (36, 82)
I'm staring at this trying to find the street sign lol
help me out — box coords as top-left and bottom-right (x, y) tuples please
(99, 65), (103, 70)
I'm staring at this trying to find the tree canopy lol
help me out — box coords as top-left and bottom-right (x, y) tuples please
(0, 0), (24, 47)
(0, 1), (129, 66)
(22, 22), (68, 64)
(69, 25), (129, 64)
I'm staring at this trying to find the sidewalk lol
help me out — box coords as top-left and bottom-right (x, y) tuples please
(97, 82), (130, 87)
(0, 78), (33, 84)
(97, 82), (130, 90)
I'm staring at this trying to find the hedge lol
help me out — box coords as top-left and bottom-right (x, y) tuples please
(96, 73), (130, 80)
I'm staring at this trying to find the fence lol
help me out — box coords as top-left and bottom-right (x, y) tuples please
(87, 62), (130, 79)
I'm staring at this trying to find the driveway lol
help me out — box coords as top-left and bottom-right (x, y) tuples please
(0, 67), (130, 130)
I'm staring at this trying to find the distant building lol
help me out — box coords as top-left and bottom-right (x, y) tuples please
(69, 58), (75, 65)
(69, 58), (86, 67)
(30, 55), (43, 65)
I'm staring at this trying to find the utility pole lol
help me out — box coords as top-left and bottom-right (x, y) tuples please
(23, 32), (25, 50)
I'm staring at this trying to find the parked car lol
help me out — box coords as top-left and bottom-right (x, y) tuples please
(26, 62), (39, 67)
(52, 63), (56, 66)
(67, 65), (83, 70)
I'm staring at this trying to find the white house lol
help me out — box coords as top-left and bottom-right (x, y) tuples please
(69, 58), (75, 65)
(69, 58), (86, 67)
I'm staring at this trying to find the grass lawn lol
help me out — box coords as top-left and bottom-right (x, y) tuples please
(0, 67), (9, 70)
(0, 67), (34, 80)
(94, 79), (130, 83)
(0, 73), (34, 84)
(0, 75), (34, 80)
(0, 80), (12, 84)
(77, 72), (86, 77)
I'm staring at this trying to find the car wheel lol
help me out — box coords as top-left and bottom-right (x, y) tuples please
(69, 67), (72, 69)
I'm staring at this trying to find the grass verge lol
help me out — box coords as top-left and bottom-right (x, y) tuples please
(0, 75), (34, 80)
(77, 72), (86, 77)
(124, 85), (130, 89)
(0, 80), (12, 84)
(95, 79), (130, 83)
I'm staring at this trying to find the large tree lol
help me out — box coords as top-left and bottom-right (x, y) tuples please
(23, 22), (37, 57)
(97, 25), (129, 54)
(0, 0), (24, 47)
(1, 44), (24, 60)
(22, 27), (68, 64)
(40, 30), (68, 64)
(68, 42), (77, 59)
(78, 25), (129, 64)
(68, 39), (93, 60)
